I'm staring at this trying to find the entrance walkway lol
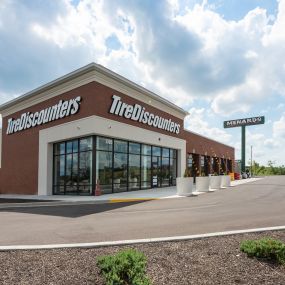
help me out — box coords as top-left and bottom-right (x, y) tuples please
(0, 178), (263, 204)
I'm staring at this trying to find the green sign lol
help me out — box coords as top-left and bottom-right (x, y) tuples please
(224, 116), (265, 128)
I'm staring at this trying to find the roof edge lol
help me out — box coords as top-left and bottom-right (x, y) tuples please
(0, 63), (189, 117)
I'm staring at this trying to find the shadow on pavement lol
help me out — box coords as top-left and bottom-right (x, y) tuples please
(0, 201), (147, 218)
(0, 198), (56, 204)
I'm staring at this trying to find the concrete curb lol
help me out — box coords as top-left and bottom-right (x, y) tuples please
(1, 225), (284, 251)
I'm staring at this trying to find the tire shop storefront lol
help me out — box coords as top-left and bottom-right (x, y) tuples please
(0, 63), (234, 196)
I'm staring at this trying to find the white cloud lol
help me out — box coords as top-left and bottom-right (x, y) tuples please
(184, 107), (232, 145)
(1, 0), (285, 165)
(1, 0), (285, 111)
(273, 113), (285, 139)
(277, 103), (285, 109)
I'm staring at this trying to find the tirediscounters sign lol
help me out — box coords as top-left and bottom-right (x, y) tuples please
(109, 95), (181, 134)
(224, 116), (265, 128)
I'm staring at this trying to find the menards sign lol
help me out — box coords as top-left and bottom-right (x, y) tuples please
(224, 116), (265, 128)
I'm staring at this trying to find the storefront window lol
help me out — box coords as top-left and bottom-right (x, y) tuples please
(162, 148), (170, 158)
(170, 149), (176, 159)
(129, 142), (140, 154)
(78, 151), (92, 193)
(113, 152), (128, 192)
(142, 144), (151, 155)
(54, 136), (177, 195)
(129, 154), (140, 190)
(170, 156), (177, 185)
(161, 157), (170, 186)
(80, 137), (92, 152)
(141, 155), (151, 188)
(53, 137), (93, 195)
(97, 136), (113, 151)
(96, 150), (113, 194)
(152, 146), (161, 157)
(114, 140), (128, 153)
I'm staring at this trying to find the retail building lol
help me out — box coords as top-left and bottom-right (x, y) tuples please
(0, 63), (234, 195)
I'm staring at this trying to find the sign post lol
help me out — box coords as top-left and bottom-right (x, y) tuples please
(241, 126), (246, 172)
(224, 116), (265, 173)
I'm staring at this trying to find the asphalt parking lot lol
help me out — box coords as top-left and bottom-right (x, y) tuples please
(0, 176), (284, 246)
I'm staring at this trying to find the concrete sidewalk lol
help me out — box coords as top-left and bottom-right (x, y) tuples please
(0, 177), (263, 206)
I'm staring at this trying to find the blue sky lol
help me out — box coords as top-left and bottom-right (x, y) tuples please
(0, 0), (285, 166)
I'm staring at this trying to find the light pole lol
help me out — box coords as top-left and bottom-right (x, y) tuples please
(250, 145), (253, 177)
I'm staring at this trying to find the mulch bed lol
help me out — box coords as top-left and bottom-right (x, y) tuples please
(0, 231), (284, 284)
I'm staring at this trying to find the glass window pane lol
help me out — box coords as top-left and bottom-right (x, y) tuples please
(114, 140), (128, 153)
(73, 140), (78, 153)
(66, 154), (72, 183)
(97, 136), (113, 151)
(162, 148), (170, 158)
(79, 151), (92, 188)
(114, 153), (128, 192)
(152, 146), (161, 157)
(129, 142), (140, 154)
(53, 154), (65, 189)
(187, 154), (193, 176)
(152, 156), (161, 187)
(59, 155), (65, 184)
(129, 154), (140, 189)
(141, 155), (151, 183)
(66, 141), (73, 154)
(161, 157), (170, 186)
(53, 185), (64, 194)
(78, 185), (92, 195)
(101, 184), (112, 195)
(96, 151), (113, 185)
(170, 149), (177, 159)
(80, 137), (92, 152)
(141, 144), (151, 155)
(72, 153), (78, 183)
(170, 158), (177, 186)
(141, 181), (151, 189)
(54, 142), (65, 155)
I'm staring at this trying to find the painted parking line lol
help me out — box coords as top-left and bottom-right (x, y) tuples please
(0, 225), (284, 251)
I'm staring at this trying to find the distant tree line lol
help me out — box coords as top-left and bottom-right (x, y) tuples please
(250, 161), (285, 176)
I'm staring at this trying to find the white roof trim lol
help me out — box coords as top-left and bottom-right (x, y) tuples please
(0, 63), (189, 118)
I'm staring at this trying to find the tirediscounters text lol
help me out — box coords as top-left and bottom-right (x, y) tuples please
(109, 95), (181, 134)
(6, 96), (81, 135)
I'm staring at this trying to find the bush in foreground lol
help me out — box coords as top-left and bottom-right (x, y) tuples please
(97, 249), (152, 285)
(240, 238), (285, 265)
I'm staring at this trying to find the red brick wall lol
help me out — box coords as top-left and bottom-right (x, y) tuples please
(182, 130), (234, 161)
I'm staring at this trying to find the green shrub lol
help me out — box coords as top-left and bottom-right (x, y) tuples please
(240, 238), (285, 265)
(97, 249), (152, 285)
